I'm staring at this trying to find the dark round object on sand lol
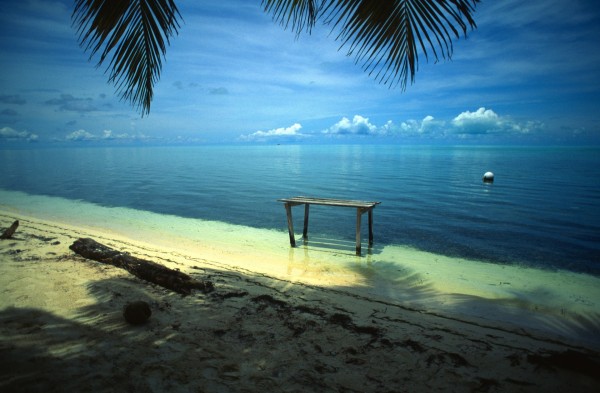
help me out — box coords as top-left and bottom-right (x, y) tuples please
(123, 301), (152, 325)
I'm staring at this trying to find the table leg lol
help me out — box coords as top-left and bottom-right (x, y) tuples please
(303, 204), (309, 240)
(356, 208), (362, 255)
(284, 203), (296, 247)
(368, 208), (374, 246)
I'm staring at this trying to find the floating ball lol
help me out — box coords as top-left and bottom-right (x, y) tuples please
(482, 171), (494, 183)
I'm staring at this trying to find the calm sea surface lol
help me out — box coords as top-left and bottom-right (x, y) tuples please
(1, 145), (599, 275)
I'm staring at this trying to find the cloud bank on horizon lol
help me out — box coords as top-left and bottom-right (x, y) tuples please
(0, 0), (599, 146)
(0, 106), (543, 145)
(238, 107), (544, 143)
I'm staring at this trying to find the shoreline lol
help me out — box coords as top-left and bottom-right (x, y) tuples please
(1, 212), (600, 391)
(1, 194), (599, 345)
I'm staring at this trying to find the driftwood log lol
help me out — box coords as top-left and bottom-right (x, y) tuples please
(0, 220), (19, 239)
(70, 238), (214, 295)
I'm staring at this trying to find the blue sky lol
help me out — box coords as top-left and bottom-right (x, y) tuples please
(1, 0), (599, 145)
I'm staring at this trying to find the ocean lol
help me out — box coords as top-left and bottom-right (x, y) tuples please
(1, 144), (599, 276)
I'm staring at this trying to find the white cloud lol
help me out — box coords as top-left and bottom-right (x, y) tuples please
(420, 115), (441, 133)
(0, 126), (38, 142)
(323, 115), (377, 135)
(379, 120), (397, 136)
(64, 129), (150, 142)
(66, 129), (96, 141)
(414, 115), (444, 134)
(239, 123), (306, 142)
(102, 129), (137, 140)
(377, 115), (445, 137)
(451, 107), (543, 135)
(452, 107), (501, 133)
(323, 108), (543, 140)
(102, 130), (114, 139)
(399, 120), (420, 133)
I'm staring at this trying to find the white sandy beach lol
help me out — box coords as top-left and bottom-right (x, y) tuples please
(1, 205), (599, 392)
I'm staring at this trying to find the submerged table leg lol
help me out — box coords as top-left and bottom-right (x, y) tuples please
(368, 208), (374, 246)
(356, 208), (362, 255)
(284, 203), (296, 247)
(303, 204), (309, 240)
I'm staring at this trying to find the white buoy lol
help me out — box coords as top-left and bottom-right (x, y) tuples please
(483, 171), (494, 183)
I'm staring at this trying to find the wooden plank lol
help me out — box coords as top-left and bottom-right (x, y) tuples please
(278, 196), (375, 205)
(278, 196), (380, 209)
(279, 197), (377, 207)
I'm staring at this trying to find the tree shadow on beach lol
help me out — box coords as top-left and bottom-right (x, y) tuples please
(0, 272), (403, 392)
(0, 306), (123, 392)
(0, 271), (249, 392)
(340, 258), (600, 350)
(2, 263), (600, 393)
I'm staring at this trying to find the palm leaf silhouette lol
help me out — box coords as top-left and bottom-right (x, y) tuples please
(73, 0), (478, 115)
(73, 0), (181, 115)
(264, 0), (479, 88)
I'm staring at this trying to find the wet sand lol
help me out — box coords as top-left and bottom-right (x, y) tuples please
(1, 212), (599, 392)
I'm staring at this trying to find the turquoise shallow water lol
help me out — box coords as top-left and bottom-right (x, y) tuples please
(1, 144), (599, 275)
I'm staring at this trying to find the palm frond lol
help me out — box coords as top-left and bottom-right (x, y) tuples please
(327, 0), (480, 88)
(264, 0), (479, 89)
(73, 0), (181, 115)
(262, 0), (324, 35)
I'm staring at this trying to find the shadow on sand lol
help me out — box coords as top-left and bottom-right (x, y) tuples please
(2, 260), (600, 393)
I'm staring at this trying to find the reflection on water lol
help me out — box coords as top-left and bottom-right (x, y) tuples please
(286, 237), (376, 278)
